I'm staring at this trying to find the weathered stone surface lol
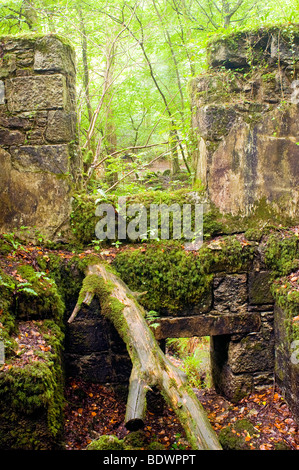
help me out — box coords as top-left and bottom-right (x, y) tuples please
(34, 36), (76, 76)
(64, 299), (131, 384)
(270, 33), (299, 65)
(0, 147), (11, 196)
(0, 148), (72, 239)
(213, 274), (247, 313)
(0, 128), (25, 146)
(65, 352), (114, 383)
(207, 27), (299, 69)
(154, 312), (261, 340)
(228, 331), (274, 374)
(0, 53), (16, 79)
(208, 39), (249, 69)
(193, 26), (299, 223)
(197, 104), (237, 141)
(66, 319), (110, 354)
(0, 109), (31, 130)
(5, 75), (66, 112)
(274, 305), (299, 424)
(249, 271), (273, 305)
(46, 110), (76, 143)
(10, 145), (69, 174)
(205, 106), (299, 217)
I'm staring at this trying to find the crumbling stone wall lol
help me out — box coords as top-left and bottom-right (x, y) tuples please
(65, 298), (132, 384)
(191, 25), (299, 222)
(65, 259), (275, 404)
(0, 34), (81, 240)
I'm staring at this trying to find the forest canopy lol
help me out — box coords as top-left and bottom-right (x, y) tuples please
(1, 0), (298, 192)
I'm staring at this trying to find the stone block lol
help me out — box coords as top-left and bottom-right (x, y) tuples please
(197, 104), (237, 141)
(228, 332), (274, 374)
(0, 128), (25, 146)
(46, 110), (76, 143)
(111, 355), (132, 382)
(249, 271), (273, 305)
(34, 36), (76, 76)
(207, 39), (249, 69)
(0, 154), (72, 240)
(65, 352), (113, 383)
(213, 274), (247, 313)
(155, 312), (261, 340)
(271, 33), (299, 65)
(0, 147), (11, 194)
(66, 319), (110, 354)
(207, 107), (299, 218)
(6, 75), (66, 112)
(0, 110), (32, 130)
(0, 53), (16, 79)
(10, 144), (69, 174)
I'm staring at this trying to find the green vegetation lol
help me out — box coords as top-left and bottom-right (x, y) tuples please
(218, 419), (258, 450)
(113, 236), (255, 314)
(87, 430), (166, 450)
(263, 231), (299, 278)
(167, 337), (212, 389)
(0, 320), (64, 450)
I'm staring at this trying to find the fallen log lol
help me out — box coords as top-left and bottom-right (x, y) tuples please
(125, 365), (148, 431)
(68, 263), (222, 450)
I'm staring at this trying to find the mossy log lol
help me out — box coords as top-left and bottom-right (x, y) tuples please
(68, 263), (222, 450)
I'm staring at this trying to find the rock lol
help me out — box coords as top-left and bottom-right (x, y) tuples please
(5, 75), (67, 112)
(0, 34), (81, 240)
(249, 271), (273, 305)
(34, 35), (76, 76)
(46, 110), (77, 143)
(193, 26), (299, 224)
(10, 144), (70, 174)
(213, 274), (247, 313)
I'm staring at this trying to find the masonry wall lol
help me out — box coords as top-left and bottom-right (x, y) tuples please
(191, 25), (299, 222)
(0, 34), (81, 241)
(64, 264), (276, 404)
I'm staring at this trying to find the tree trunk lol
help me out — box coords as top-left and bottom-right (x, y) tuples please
(68, 263), (222, 450)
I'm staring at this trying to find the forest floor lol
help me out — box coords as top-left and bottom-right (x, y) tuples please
(1, 238), (299, 451)
(63, 367), (299, 451)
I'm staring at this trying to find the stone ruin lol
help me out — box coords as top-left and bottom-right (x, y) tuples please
(0, 34), (81, 241)
(0, 31), (298, 430)
(191, 25), (299, 223)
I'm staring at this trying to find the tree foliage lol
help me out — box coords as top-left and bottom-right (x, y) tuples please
(0, 0), (298, 189)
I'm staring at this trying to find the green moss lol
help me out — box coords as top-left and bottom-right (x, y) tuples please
(0, 321), (64, 450)
(113, 236), (254, 315)
(123, 430), (146, 450)
(148, 441), (166, 450)
(70, 189), (207, 246)
(15, 264), (65, 325)
(74, 271), (128, 342)
(0, 32), (73, 49)
(87, 435), (125, 450)
(272, 277), (299, 344)
(219, 419), (257, 450)
(264, 232), (299, 278)
(0, 268), (18, 355)
(0, 239), (13, 255)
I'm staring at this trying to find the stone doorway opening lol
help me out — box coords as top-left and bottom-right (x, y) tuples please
(164, 336), (212, 390)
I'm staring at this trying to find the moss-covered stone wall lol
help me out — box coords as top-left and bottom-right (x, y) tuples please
(191, 24), (299, 223)
(0, 34), (81, 241)
(0, 260), (66, 449)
